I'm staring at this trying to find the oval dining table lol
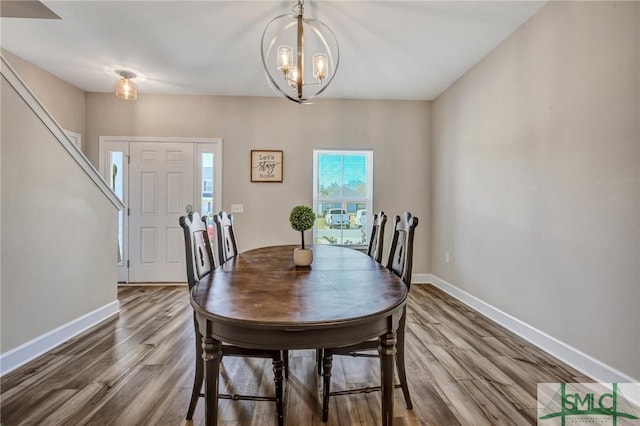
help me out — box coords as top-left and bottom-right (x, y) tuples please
(190, 244), (408, 425)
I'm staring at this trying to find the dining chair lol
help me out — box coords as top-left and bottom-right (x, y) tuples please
(316, 210), (389, 375)
(212, 210), (290, 378)
(367, 211), (387, 263)
(319, 211), (418, 422)
(212, 210), (238, 265)
(179, 211), (286, 425)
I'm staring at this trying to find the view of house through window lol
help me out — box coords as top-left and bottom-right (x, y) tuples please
(201, 153), (214, 216)
(313, 149), (373, 246)
(109, 151), (125, 265)
(200, 151), (216, 239)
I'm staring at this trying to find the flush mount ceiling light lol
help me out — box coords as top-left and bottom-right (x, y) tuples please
(114, 70), (137, 100)
(261, 0), (339, 104)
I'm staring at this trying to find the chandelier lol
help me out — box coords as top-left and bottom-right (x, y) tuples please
(261, 0), (339, 104)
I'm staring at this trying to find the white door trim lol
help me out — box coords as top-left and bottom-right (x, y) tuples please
(99, 136), (223, 282)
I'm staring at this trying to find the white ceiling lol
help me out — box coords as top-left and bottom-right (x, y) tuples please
(1, 1), (546, 101)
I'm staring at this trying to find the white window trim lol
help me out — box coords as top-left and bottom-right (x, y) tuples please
(312, 149), (373, 248)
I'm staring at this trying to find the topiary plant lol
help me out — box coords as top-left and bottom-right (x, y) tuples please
(289, 205), (316, 250)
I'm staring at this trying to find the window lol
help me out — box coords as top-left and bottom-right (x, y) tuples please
(313, 149), (373, 246)
(196, 146), (222, 240)
(109, 151), (125, 267)
(200, 154), (215, 217)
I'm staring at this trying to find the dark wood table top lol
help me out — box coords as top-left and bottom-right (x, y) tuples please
(190, 244), (407, 333)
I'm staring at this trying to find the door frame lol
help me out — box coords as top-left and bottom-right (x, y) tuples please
(99, 136), (223, 283)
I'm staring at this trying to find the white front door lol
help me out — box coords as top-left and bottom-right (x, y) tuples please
(100, 137), (223, 283)
(128, 142), (195, 282)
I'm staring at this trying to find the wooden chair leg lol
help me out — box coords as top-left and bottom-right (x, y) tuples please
(316, 348), (323, 375)
(272, 354), (285, 426)
(396, 311), (413, 409)
(186, 317), (204, 420)
(321, 349), (333, 422)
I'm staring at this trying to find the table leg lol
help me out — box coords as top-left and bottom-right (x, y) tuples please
(202, 335), (222, 426)
(379, 331), (397, 426)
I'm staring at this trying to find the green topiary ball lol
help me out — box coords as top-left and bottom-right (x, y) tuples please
(289, 205), (316, 232)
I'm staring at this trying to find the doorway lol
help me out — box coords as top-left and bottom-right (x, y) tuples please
(99, 137), (222, 283)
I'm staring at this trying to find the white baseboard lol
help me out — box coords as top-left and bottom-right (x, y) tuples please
(426, 274), (639, 384)
(0, 301), (120, 377)
(412, 273), (431, 284)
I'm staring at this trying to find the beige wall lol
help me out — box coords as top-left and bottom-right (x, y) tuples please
(1, 76), (119, 352)
(431, 2), (640, 379)
(86, 94), (432, 274)
(1, 50), (86, 141)
(6, 0), (638, 382)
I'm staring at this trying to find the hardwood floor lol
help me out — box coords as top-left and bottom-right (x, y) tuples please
(1, 285), (590, 425)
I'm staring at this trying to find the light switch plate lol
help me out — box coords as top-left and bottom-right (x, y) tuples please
(231, 204), (244, 213)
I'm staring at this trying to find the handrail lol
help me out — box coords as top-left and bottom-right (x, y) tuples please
(0, 54), (125, 211)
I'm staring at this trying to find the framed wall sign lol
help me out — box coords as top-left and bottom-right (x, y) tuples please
(251, 150), (283, 182)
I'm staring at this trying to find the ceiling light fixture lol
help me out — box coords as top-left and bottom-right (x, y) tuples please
(261, 0), (339, 104)
(114, 70), (138, 100)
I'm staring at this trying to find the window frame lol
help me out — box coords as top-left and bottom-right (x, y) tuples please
(312, 149), (373, 248)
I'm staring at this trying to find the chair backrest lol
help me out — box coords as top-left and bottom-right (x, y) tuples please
(367, 211), (387, 263)
(386, 211), (419, 288)
(213, 211), (239, 265)
(179, 211), (215, 289)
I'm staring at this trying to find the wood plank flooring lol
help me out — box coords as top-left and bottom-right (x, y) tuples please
(1, 285), (590, 425)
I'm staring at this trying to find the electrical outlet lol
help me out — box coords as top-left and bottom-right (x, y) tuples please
(231, 204), (244, 213)
(445, 252), (451, 263)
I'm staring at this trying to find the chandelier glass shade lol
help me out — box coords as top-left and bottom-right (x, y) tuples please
(114, 70), (138, 100)
(261, 0), (339, 104)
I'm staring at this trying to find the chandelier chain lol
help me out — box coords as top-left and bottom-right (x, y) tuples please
(292, 0), (304, 16)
